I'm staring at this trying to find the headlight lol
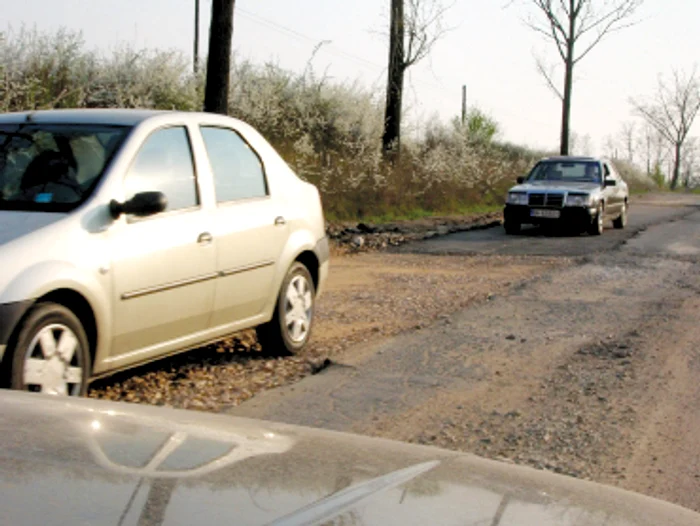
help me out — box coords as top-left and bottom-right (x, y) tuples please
(565, 193), (591, 207)
(507, 192), (528, 205)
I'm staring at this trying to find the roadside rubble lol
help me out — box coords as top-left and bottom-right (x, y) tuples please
(326, 212), (503, 253)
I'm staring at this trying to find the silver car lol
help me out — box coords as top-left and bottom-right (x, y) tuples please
(1, 389), (699, 525)
(0, 109), (329, 396)
(503, 156), (629, 235)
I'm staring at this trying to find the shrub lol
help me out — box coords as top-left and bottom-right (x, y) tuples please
(1, 26), (590, 220)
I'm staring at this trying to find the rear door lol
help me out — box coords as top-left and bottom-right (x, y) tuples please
(197, 125), (289, 330)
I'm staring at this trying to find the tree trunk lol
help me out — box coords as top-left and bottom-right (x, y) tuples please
(193, 0), (200, 73)
(670, 142), (682, 190)
(559, 5), (576, 156)
(204, 0), (235, 115)
(382, 0), (404, 159)
(559, 55), (574, 155)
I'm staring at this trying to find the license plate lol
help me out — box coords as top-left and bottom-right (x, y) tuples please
(531, 209), (560, 219)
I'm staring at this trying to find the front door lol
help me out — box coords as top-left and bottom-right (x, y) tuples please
(109, 125), (216, 360)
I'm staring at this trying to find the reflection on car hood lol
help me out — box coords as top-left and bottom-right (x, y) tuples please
(510, 181), (602, 193)
(0, 211), (66, 246)
(0, 390), (698, 526)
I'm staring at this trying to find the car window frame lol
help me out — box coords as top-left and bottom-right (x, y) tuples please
(0, 123), (131, 214)
(122, 124), (202, 224)
(198, 125), (270, 207)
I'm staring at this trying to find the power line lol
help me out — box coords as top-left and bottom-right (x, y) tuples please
(234, 6), (454, 96)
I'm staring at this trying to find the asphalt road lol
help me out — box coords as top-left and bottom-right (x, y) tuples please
(229, 193), (700, 512)
(392, 197), (699, 258)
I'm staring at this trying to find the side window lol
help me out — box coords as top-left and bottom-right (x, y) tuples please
(200, 126), (267, 203)
(125, 127), (198, 213)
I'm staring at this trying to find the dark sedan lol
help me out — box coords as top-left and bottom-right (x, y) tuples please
(504, 156), (629, 235)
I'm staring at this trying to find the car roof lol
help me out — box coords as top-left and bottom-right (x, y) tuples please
(540, 155), (604, 163)
(0, 108), (242, 127)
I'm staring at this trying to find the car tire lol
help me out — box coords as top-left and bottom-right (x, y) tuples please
(613, 202), (628, 229)
(504, 221), (520, 235)
(256, 262), (315, 355)
(588, 204), (604, 236)
(6, 302), (90, 396)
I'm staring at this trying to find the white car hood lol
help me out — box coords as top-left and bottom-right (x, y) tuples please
(0, 210), (66, 246)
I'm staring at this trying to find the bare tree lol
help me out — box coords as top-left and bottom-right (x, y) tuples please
(632, 69), (700, 189)
(636, 121), (668, 177)
(602, 134), (618, 160)
(521, 0), (643, 155)
(681, 137), (699, 188)
(204, 0), (235, 114)
(618, 121), (635, 163)
(569, 130), (592, 155)
(383, 0), (450, 158)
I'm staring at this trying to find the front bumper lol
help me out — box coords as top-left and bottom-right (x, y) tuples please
(504, 204), (597, 227)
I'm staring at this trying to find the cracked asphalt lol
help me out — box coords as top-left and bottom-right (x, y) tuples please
(229, 193), (700, 512)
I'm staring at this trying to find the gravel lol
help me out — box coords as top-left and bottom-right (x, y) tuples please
(89, 210), (526, 411)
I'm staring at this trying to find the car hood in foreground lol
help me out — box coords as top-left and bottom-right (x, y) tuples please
(0, 210), (66, 247)
(0, 390), (697, 526)
(509, 181), (603, 194)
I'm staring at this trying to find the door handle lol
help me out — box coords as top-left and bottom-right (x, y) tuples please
(274, 216), (286, 226)
(197, 232), (213, 245)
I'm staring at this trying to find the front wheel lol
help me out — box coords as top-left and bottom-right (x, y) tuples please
(257, 262), (316, 355)
(588, 204), (604, 236)
(6, 302), (90, 396)
(613, 202), (628, 229)
(504, 220), (521, 235)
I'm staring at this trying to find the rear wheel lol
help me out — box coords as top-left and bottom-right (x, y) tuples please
(7, 303), (90, 396)
(613, 202), (628, 229)
(588, 204), (604, 236)
(256, 262), (315, 355)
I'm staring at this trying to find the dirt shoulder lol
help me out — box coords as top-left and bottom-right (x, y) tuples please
(90, 250), (567, 410)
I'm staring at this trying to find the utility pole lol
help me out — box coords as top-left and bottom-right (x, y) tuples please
(461, 84), (467, 126)
(193, 0), (200, 73)
(204, 0), (235, 115)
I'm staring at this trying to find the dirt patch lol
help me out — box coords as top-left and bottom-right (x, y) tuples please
(89, 252), (566, 411)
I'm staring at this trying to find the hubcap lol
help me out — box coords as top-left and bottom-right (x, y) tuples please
(23, 324), (83, 396)
(283, 275), (313, 344)
(598, 207), (604, 231)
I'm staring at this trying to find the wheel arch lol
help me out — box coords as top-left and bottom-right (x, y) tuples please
(37, 289), (98, 364)
(294, 250), (320, 294)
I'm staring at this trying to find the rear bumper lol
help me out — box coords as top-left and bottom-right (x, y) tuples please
(314, 236), (330, 298)
(504, 205), (597, 226)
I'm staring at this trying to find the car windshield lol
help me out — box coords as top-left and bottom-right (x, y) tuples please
(0, 123), (131, 212)
(527, 160), (602, 183)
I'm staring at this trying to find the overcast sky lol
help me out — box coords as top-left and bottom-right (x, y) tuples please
(4, 1), (699, 154)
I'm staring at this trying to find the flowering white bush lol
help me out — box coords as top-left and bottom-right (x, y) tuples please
(0, 27), (653, 218)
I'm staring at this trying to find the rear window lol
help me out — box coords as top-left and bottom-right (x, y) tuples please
(0, 123), (131, 212)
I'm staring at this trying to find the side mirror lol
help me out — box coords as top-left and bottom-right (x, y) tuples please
(109, 191), (168, 219)
(516, 176), (525, 184)
(604, 178), (617, 188)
